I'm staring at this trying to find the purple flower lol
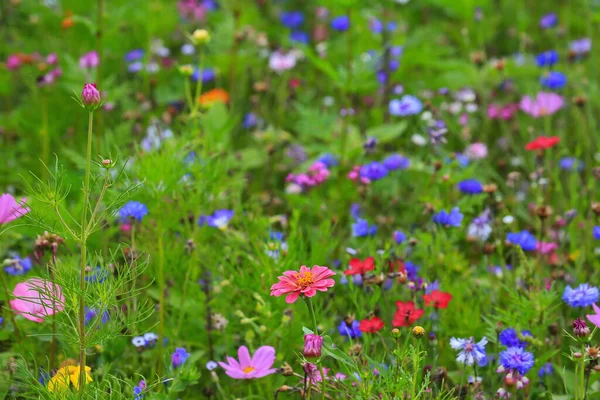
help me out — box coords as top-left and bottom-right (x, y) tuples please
(563, 283), (599, 307)
(125, 49), (145, 62)
(84, 307), (109, 326)
(499, 347), (535, 374)
(389, 95), (422, 116)
(539, 13), (558, 29)
(559, 157), (583, 172)
(570, 38), (592, 56)
(383, 154), (410, 171)
(594, 226), (600, 240)
(338, 319), (362, 339)
(289, 30), (309, 44)
(393, 230), (406, 244)
(191, 67), (216, 83)
(540, 71), (567, 90)
(499, 328), (531, 348)
(352, 219), (376, 237)
(198, 210), (234, 229)
(449, 337), (488, 366)
(536, 50), (558, 67)
(280, 11), (304, 29)
(538, 362), (554, 378)
(4, 256), (32, 276)
(243, 112), (258, 129)
(317, 153), (338, 167)
(172, 347), (190, 368)
(359, 162), (388, 181)
(331, 15), (350, 32)
(432, 208), (463, 227)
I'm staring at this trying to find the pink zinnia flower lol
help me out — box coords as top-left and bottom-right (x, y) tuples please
(270, 265), (336, 303)
(10, 278), (65, 323)
(218, 345), (277, 379)
(0, 193), (30, 224)
(520, 92), (563, 118)
(586, 303), (600, 328)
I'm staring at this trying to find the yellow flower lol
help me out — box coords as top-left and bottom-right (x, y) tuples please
(48, 365), (93, 392)
(191, 29), (210, 45)
(412, 326), (425, 339)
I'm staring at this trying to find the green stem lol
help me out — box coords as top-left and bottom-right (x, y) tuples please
(411, 340), (420, 399)
(183, 78), (194, 113)
(192, 50), (205, 116)
(78, 111), (94, 391)
(41, 95), (49, 180)
(95, 0), (104, 148)
(157, 233), (166, 379)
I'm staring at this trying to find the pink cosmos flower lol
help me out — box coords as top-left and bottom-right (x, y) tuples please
(0, 194), (30, 224)
(79, 51), (99, 69)
(10, 278), (65, 323)
(270, 265), (336, 303)
(586, 303), (600, 328)
(520, 92), (563, 118)
(218, 346), (277, 379)
(536, 241), (558, 255)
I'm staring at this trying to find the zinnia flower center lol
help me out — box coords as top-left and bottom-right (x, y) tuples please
(295, 272), (314, 288)
(243, 366), (255, 373)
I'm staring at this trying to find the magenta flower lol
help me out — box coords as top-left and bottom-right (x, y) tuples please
(520, 92), (563, 118)
(79, 51), (100, 69)
(587, 303), (600, 328)
(303, 334), (323, 358)
(270, 265), (336, 304)
(218, 346), (277, 379)
(0, 194), (29, 224)
(10, 278), (65, 323)
(6, 55), (21, 70)
(82, 83), (101, 108)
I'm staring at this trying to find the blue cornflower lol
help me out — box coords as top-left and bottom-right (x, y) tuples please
(84, 266), (108, 284)
(338, 319), (362, 339)
(563, 283), (599, 307)
(559, 157), (583, 171)
(360, 162), (388, 181)
(198, 210), (234, 229)
(171, 347), (190, 368)
(383, 154), (410, 171)
(449, 337), (488, 366)
(499, 347), (535, 374)
(457, 179), (483, 194)
(541, 71), (567, 90)
(506, 231), (537, 251)
(280, 11), (304, 29)
(432, 208), (463, 227)
(536, 50), (559, 67)
(405, 261), (419, 280)
(317, 153), (338, 167)
(499, 328), (531, 348)
(133, 380), (146, 400)
(289, 30), (309, 44)
(538, 362), (554, 378)
(370, 18), (396, 34)
(540, 13), (558, 29)
(388, 59), (400, 71)
(128, 62), (144, 73)
(350, 203), (362, 219)
(393, 230), (406, 244)
(4, 256), (32, 276)
(389, 95), (422, 116)
(352, 219), (376, 237)
(390, 46), (403, 57)
(84, 307), (109, 326)
(119, 201), (148, 222)
(331, 16), (350, 31)
(191, 67), (215, 83)
(125, 49), (144, 62)
(594, 226), (600, 240)
(243, 112), (258, 129)
(363, 137), (377, 151)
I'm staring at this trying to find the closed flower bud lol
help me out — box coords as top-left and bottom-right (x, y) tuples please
(281, 362), (294, 376)
(82, 83), (101, 109)
(412, 326), (425, 338)
(192, 29), (210, 45)
(391, 328), (401, 338)
(573, 317), (590, 337)
(101, 159), (113, 168)
(303, 334), (323, 358)
(179, 64), (194, 76)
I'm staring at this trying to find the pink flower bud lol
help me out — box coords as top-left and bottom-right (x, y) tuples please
(303, 334), (323, 358)
(82, 83), (101, 108)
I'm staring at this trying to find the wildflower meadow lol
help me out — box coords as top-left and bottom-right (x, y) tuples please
(2, 0), (600, 398)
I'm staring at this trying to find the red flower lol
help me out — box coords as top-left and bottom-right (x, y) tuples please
(423, 290), (453, 309)
(525, 136), (560, 151)
(388, 259), (406, 274)
(392, 301), (424, 327)
(359, 316), (385, 333)
(345, 257), (375, 276)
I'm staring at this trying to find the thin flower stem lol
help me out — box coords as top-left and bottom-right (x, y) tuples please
(86, 169), (110, 236)
(78, 110), (94, 391)
(157, 232), (166, 379)
(192, 50), (205, 116)
(41, 95), (49, 181)
(183, 78), (194, 113)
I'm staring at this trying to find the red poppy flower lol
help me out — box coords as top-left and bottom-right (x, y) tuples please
(359, 316), (385, 333)
(392, 301), (424, 327)
(345, 257), (375, 276)
(388, 259), (406, 274)
(525, 136), (560, 151)
(423, 290), (453, 309)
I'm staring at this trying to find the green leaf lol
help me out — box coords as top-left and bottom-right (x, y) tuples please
(365, 122), (408, 143)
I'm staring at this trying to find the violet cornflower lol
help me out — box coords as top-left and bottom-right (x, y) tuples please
(432, 208), (463, 227)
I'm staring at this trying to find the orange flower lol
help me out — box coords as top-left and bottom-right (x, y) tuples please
(198, 88), (229, 107)
(62, 17), (74, 30)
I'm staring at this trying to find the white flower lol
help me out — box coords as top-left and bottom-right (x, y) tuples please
(269, 52), (297, 73)
(411, 134), (427, 146)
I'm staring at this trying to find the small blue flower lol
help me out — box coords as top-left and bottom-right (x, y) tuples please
(350, 203), (362, 219)
(594, 226), (600, 240)
(559, 157), (583, 172)
(119, 201), (148, 222)
(171, 347), (190, 368)
(506, 231), (537, 251)
(289, 30), (309, 44)
(383, 154), (410, 171)
(280, 11), (304, 29)
(338, 319), (362, 339)
(540, 71), (567, 90)
(499, 346), (535, 374)
(85, 266), (108, 284)
(369, 18), (396, 34)
(499, 328), (531, 348)
(243, 112), (259, 129)
(536, 50), (559, 67)
(393, 230), (406, 244)
(538, 362), (554, 378)
(457, 179), (483, 194)
(432, 208), (463, 227)
(128, 62), (144, 73)
(352, 219), (376, 237)
(198, 210), (234, 229)
(449, 337), (488, 366)
(317, 153), (338, 168)
(390, 46), (403, 58)
(84, 307), (110, 326)
(206, 361), (218, 370)
(360, 162), (388, 181)
(389, 95), (422, 116)
(331, 15), (350, 32)
(563, 283), (599, 307)
(191, 67), (216, 83)
(540, 13), (558, 29)
(125, 49), (144, 62)
(4, 256), (32, 276)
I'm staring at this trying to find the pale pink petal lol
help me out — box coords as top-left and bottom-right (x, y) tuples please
(237, 346), (252, 368)
(253, 368), (278, 378)
(251, 346), (276, 369)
